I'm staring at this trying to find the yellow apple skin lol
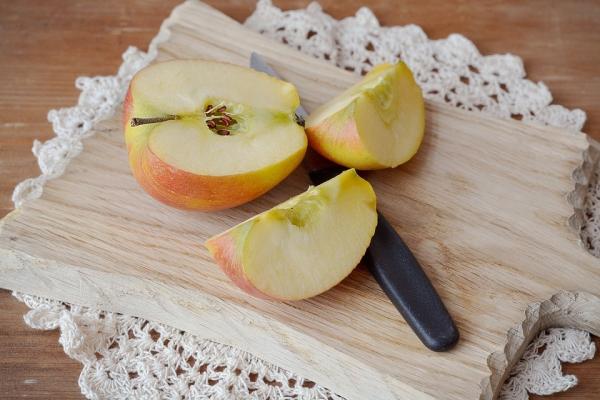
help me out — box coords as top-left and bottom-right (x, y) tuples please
(124, 85), (306, 211)
(306, 62), (425, 170)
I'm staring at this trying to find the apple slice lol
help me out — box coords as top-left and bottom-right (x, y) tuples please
(124, 60), (307, 211)
(306, 62), (425, 170)
(205, 169), (377, 300)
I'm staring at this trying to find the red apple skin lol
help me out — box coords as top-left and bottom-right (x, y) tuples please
(127, 141), (304, 211)
(123, 86), (134, 137)
(306, 106), (386, 170)
(123, 86), (306, 211)
(306, 62), (425, 170)
(205, 227), (271, 299)
(205, 169), (378, 301)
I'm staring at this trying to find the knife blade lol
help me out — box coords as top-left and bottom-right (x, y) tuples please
(250, 52), (459, 351)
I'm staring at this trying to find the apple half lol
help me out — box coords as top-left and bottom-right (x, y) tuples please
(306, 62), (425, 170)
(205, 169), (377, 301)
(124, 60), (307, 211)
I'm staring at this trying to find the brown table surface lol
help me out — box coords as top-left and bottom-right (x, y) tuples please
(1, 1), (599, 399)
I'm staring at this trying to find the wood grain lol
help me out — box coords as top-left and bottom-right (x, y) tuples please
(1, 1), (599, 399)
(0, 291), (82, 399)
(1, 2), (599, 399)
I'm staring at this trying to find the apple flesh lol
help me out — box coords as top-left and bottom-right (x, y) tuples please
(205, 169), (377, 300)
(306, 62), (425, 170)
(124, 60), (307, 211)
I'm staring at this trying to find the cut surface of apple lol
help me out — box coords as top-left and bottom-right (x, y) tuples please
(205, 169), (377, 301)
(124, 59), (307, 211)
(306, 62), (425, 170)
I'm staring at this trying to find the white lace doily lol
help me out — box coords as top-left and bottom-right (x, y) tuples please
(10, 1), (597, 399)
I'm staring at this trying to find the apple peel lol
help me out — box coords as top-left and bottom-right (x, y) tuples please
(205, 169), (378, 301)
(124, 59), (307, 211)
(306, 62), (425, 170)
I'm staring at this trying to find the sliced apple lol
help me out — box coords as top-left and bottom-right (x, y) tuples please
(306, 62), (425, 170)
(205, 169), (377, 300)
(124, 59), (307, 211)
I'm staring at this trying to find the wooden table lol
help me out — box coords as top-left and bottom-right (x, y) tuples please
(0, 1), (598, 398)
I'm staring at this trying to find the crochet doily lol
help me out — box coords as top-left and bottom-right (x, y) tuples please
(10, 1), (598, 399)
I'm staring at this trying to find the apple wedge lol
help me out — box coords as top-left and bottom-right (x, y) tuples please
(124, 60), (307, 211)
(205, 169), (377, 301)
(306, 62), (425, 170)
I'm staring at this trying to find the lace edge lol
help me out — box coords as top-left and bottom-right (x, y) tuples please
(6, 1), (598, 399)
(10, 1), (185, 209)
(481, 291), (600, 399)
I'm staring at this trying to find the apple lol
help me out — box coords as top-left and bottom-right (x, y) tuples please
(124, 60), (307, 211)
(305, 62), (425, 170)
(205, 169), (377, 300)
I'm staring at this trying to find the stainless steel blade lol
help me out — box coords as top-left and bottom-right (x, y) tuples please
(249, 52), (342, 179)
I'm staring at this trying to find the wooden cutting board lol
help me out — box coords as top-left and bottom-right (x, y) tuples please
(1, 2), (599, 399)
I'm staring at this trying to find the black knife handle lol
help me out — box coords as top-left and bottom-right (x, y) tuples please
(366, 212), (459, 351)
(309, 166), (459, 351)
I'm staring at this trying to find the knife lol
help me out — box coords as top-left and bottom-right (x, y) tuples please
(250, 53), (458, 351)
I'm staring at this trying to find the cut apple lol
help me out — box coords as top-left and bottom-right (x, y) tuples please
(306, 62), (425, 170)
(124, 59), (307, 211)
(205, 169), (377, 301)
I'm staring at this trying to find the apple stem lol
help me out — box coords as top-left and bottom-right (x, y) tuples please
(130, 115), (179, 127)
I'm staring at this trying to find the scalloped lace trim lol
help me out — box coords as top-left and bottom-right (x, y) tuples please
(10, 1), (598, 399)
